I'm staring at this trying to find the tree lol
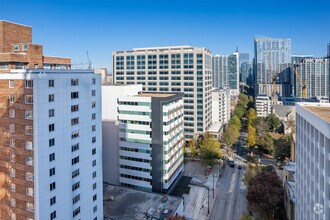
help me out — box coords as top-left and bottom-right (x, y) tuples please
(239, 213), (254, 220)
(222, 124), (239, 147)
(233, 105), (245, 119)
(256, 133), (274, 154)
(247, 170), (284, 219)
(186, 139), (198, 160)
(266, 114), (281, 132)
(246, 108), (257, 127)
(252, 117), (269, 136)
(200, 132), (222, 166)
(274, 135), (292, 162)
(246, 125), (256, 148)
(229, 115), (242, 130)
(238, 93), (249, 107)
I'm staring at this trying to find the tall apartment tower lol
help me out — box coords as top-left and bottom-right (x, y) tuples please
(254, 37), (292, 97)
(212, 55), (229, 88)
(113, 46), (213, 139)
(295, 103), (330, 220)
(228, 52), (239, 91)
(118, 92), (184, 193)
(0, 21), (71, 71)
(211, 88), (231, 125)
(0, 69), (103, 220)
(295, 58), (329, 99)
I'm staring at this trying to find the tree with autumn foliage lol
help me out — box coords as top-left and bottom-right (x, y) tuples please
(186, 139), (198, 160)
(200, 132), (222, 166)
(246, 125), (256, 148)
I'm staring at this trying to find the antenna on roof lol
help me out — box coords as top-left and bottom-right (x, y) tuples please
(86, 51), (92, 69)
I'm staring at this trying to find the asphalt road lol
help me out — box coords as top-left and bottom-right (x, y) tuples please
(209, 162), (248, 220)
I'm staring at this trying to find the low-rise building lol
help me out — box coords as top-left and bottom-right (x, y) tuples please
(255, 95), (271, 117)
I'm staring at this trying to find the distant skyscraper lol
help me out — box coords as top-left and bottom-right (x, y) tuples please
(327, 43), (330, 57)
(241, 62), (252, 83)
(239, 53), (249, 82)
(212, 55), (229, 88)
(254, 37), (292, 97)
(228, 52), (239, 91)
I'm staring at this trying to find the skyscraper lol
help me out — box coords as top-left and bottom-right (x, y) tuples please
(228, 52), (239, 91)
(212, 55), (229, 88)
(254, 37), (292, 97)
(113, 46), (213, 140)
(239, 53), (250, 82)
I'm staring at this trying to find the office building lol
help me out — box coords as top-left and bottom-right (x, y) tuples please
(113, 46), (212, 139)
(0, 69), (103, 220)
(295, 103), (330, 220)
(118, 92), (184, 193)
(102, 84), (143, 185)
(255, 95), (271, 117)
(254, 37), (292, 97)
(212, 55), (229, 88)
(228, 52), (239, 92)
(295, 57), (329, 99)
(0, 20), (71, 72)
(239, 53), (249, 82)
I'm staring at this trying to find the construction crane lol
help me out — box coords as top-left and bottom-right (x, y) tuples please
(86, 51), (92, 69)
(292, 65), (307, 98)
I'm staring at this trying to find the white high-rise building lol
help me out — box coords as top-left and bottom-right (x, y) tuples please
(118, 92), (185, 193)
(211, 88), (231, 125)
(0, 69), (103, 220)
(295, 103), (330, 220)
(113, 46), (212, 140)
(255, 95), (271, 117)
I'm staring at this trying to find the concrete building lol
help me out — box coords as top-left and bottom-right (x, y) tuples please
(211, 88), (231, 125)
(283, 162), (295, 220)
(102, 84), (143, 185)
(295, 57), (329, 100)
(113, 46), (212, 139)
(0, 69), (103, 220)
(254, 37), (292, 97)
(212, 55), (229, 89)
(255, 95), (271, 117)
(118, 92), (184, 193)
(295, 103), (330, 220)
(0, 21), (71, 72)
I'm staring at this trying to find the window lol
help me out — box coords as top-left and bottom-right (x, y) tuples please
(22, 43), (28, 51)
(92, 101), (96, 108)
(92, 125), (96, 132)
(92, 160), (96, 167)
(26, 172), (33, 181)
(10, 154), (15, 162)
(72, 156), (79, 165)
(50, 182), (56, 191)
(92, 113), (96, 120)
(9, 109), (15, 118)
(49, 138), (55, 147)
(26, 202), (34, 212)
(49, 109), (54, 117)
(71, 79), (79, 86)
(49, 167), (55, 176)
(71, 130), (79, 139)
(71, 143), (79, 152)
(13, 44), (19, 52)
(9, 95), (15, 103)
(10, 168), (15, 177)
(71, 104), (79, 112)
(92, 148), (96, 155)
(26, 157), (33, 166)
(92, 171), (97, 178)
(25, 110), (33, 119)
(71, 92), (79, 99)
(49, 124), (55, 132)
(92, 90), (96, 96)
(49, 94), (55, 102)
(10, 182), (16, 192)
(10, 212), (16, 220)
(9, 124), (15, 133)
(25, 141), (33, 150)
(26, 187), (33, 197)
(50, 211), (56, 220)
(25, 95), (33, 104)
(92, 137), (96, 143)
(72, 182), (80, 191)
(93, 194), (97, 201)
(49, 79), (54, 87)
(10, 139), (15, 147)
(9, 80), (14, 88)
(92, 78), (96, 84)
(72, 169), (79, 178)
(25, 126), (33, 135)
(71, 117), (79, 125)
(10, 197), (16, 207)
(50, 196), (56, 206)
(73, 194), (80, 204)
(93, 183), (97, 190)
(73, 207), (80, 217)
(93, 206), (97, 213)
(25, 80), (33, 88)
(49, 153), (55, 162)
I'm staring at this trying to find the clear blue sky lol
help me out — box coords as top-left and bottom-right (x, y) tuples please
(1, 0), (329, 70)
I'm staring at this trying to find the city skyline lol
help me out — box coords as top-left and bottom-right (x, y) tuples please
(1, 0), (330, 69)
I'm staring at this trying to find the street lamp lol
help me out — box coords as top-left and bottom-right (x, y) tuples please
(213, 174), (215, 198)
(207, 187), (210, 214)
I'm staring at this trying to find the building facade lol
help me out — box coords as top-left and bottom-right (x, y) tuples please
(212, 55), (228, 89)
(255, 95), (271, 117)
(118, 93), (184, 193)
(211, 88), (231, 125)
(113, 46), (212, 139)
(254, 37), (292, 97)
(0, 69), (103, 220)
(295, 103), (330, 220)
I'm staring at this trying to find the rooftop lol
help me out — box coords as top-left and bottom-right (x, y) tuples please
(136, 92), (176, 98)
(305, 106), (330, 123)
(103, 184), (183, 220)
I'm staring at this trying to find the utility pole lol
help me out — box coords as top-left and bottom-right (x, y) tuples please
(207, 187), (210, 214)
(213, 174), (215, 198)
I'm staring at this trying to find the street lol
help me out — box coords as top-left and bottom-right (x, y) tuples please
(210, 163), (247, 220)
